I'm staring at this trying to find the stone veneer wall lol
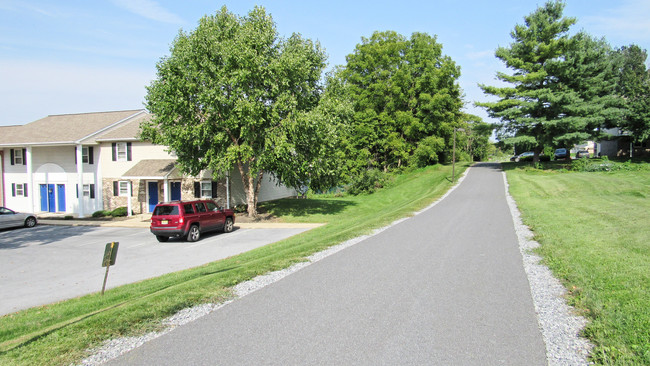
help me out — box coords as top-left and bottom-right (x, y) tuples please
(101, 178), (230, 214)
(101, 179), (146, 214)
(180, 178), (229, 207)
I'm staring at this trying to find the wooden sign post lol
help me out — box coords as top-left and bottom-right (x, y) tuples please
(101, 242), (119, 295)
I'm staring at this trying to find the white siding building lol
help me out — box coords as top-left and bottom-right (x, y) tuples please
(0, 110), (298, 217)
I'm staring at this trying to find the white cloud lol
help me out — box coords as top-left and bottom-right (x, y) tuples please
(112, 0), (184, 24)
(582, 0), (650, 41)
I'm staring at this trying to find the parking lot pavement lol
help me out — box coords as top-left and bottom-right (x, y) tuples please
(0, 224), (315, 316)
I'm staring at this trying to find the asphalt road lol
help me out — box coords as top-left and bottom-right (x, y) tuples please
(109, 163), (547, 365)
(0, 225), (310, 315)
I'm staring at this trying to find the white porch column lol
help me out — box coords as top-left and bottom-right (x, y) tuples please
(163, 178), (169, 202)
(26, 146), (34, 213)
(127, 180), (132, 217)
(76, 144), (85, 218)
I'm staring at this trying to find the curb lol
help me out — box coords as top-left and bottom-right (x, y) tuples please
(38, 219), (324, 230)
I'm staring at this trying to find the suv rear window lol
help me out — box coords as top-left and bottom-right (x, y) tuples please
(153, 205), (179, 216)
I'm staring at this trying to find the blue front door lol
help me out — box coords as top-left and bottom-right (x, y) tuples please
(148, 182), (159, 212)
(170, 182), (181, 201)
(40, 184), (48, 211)
(57, 184), (66, 212)
(40, 184), (60, 212)
(47, 184), (56, 212)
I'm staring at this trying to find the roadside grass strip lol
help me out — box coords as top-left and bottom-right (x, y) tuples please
(504, 161), (650, 365)
(0, 163), (468, 366)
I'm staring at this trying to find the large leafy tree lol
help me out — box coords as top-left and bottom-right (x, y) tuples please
(616, 45), (650, 142)
(337, 30), (462, 172)
(478, 1), (577, 162)
(142, 6), (329, 216)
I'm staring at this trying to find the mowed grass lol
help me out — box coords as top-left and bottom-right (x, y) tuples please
(505, 163), (650, 364)
(0, 163), (467, 366)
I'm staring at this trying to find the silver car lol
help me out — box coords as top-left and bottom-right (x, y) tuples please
(0, 207), (37, 229)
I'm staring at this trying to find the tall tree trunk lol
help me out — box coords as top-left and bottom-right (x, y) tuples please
(236, 160), (258, 217)
(246, 173), (257, 217)
(533, 146), (542, 164)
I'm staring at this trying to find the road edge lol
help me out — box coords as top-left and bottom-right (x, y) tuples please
(502, 169), (593, 366)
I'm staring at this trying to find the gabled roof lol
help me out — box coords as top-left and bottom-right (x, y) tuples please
(121, 159), (179, 179)
(0, 109), (146, 147)
(95, 112), (151, 142)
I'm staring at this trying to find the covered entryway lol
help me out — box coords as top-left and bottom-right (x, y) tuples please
(122, 159), (180, 213)
(39, 184), (67, 213)
(34, 163), (68, 213)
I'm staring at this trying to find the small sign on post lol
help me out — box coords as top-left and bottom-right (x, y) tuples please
(101, 242), (119, 295)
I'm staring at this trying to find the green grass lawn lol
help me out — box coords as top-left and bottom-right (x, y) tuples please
(0, 163), (467, 366)
(504, 161), (650, 365)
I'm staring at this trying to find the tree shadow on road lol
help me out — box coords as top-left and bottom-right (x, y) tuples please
(0, 225), (102, 250)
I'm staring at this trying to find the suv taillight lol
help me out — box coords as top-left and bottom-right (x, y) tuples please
(179, 217), (184, 224)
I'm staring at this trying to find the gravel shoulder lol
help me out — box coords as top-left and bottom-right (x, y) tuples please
(502, 171), (593, 365)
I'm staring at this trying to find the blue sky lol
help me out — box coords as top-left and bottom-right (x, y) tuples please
(1, 0), (649, 126)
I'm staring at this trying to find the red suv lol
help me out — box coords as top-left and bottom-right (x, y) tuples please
(150, 200), (235, 242)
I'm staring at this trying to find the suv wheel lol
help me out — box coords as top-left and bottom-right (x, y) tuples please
(223, 217), (234, 233)
(187, 225), (200, 242)
(156, 235), (169, 242)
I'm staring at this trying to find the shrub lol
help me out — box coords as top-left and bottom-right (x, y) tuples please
(409, 136), (445, 168)
(232, 204), (248, 214)
(110, 207), (129, 217)
(92, 210), (108, 218)
(570, 157), (648, 172)
(346, 169), (388, 195)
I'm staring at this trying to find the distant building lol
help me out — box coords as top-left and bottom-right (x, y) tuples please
(0, 110), (297, 217)
(597, 128), (650, 158)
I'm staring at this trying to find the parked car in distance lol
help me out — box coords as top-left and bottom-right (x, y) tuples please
(576, 150), (590, 158)
(554, 148), (569, 160)
(150, 200), (235, 242)
(0, 207), (37, 229)
(515, 152), (534, 162)
(511, 152), (550, 162)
